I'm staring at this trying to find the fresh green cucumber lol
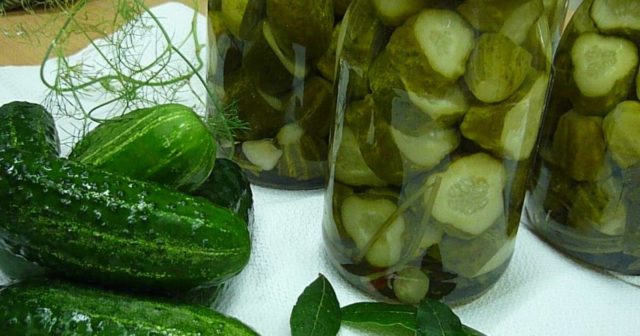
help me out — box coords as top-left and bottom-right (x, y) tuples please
(0, 105), (251, 292)
(69, 104), (217, 192)
(0, 281), (258, 335)
(193, 158), (254, 223)
(0, 101), (59, 156)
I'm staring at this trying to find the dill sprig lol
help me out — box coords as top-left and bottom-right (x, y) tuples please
(4, 0), (243, 148)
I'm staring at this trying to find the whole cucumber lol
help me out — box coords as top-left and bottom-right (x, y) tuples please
(0, 281), (259, 335)
(0, 102), (251, 292)
(69, 104), (217, 192)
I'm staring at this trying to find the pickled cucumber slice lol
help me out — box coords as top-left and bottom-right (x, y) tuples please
(368, 52), (432, 133)
(334, 0), (352, 15)
(341, 195), (406, 268)
(569, 178), (627, 236)
(457, 0), (508, 32)
(262, 22), (311, 78)
(316, 23), (341, 82)
(465, 33), (533, 104)
(275, 124), (327, 180)
(603, 101), (640, 169)
(499, 0), (544, 46)
(242, 139), (283, 171)
(390, 126), (460, 170)
(461, 74), (549, 161)
(371, 0), (429, 26)
(244, 22), (294, 96)
(525, 15), (553, 72)
(289, 77), (333, 139)
(392, 267), (430, 304)
(427, 153), (506, 237)
(266, 0), (334, 60)
(440, 221), (514, 277)
(346, 97), (405, 186)
(406, 84), (470, 125)
(570, 33), (638, 114)
(551, 110), (606, 182)
(224, 71), (285, 141)
(591, 0), (640, 37)
(337, 0), (387, 98)
(221, 0), (265, 39)
(335, 127), (387, 187)
(386, 9), (475, 93)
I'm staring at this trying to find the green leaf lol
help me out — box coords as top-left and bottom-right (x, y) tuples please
(416, 299), (466, 336)
(341, 302), (418, 336)
(290, 274), (341, 336)
(462, 326), (487, 336)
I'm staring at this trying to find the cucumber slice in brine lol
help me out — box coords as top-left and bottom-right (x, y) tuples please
(461, 73), (549, 161)
(499, 0), (544, 46)
(591, 0), (640, 38)
(386, 9), (475, 92)
(371, 0), (430, 26)
(390, 125), (460, 170)
(569, 177), (627, 237)
(427, 153), (506, 237)
(392, 267), (430, 304)
(221, 0), (265, 39)
(242, 139), (283, 171)
(551, 111), (607, 182)
(603, 101), (640, 169)
(341, 195), (406, 268)
(465, 33), (533, 104)
(335, 127), (387, 187)
(570, 33), (638, 115)
(405, 83), (470, 126)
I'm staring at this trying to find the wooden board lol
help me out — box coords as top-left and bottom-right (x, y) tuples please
(0, 0), (207, 66)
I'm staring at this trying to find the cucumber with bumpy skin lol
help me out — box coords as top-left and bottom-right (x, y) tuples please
(69, 104), (217, 192)
(427, 153), (506, 237)
(0, 104), (251, 292)
(0, 281), (258, 335)
(570, 33), (638, 115)
(193, 158), (253, 224)
(0, 101), (59, 156)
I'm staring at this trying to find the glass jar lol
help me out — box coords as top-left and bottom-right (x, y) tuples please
(323, 0), (565, 304)
(525, 0), (640, 275)
(206, 0), (341, 190)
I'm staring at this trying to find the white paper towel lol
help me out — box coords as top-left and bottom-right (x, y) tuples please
(1, 2), (639, 336)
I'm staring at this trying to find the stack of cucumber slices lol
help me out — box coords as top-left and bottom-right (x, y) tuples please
(326, 0), (558, 304)
(528, 0), (640, 273)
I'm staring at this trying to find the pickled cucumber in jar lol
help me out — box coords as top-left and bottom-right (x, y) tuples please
(525, 0), (640, 275)
(208, 0), (340, 189)
(323, 0), (564, 304)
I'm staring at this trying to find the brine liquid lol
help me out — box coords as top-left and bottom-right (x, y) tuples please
(323, 0), (566, 304)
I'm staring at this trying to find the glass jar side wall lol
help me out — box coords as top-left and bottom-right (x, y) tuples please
(323, 0), (564, 304)
(525, 0), (640, 275)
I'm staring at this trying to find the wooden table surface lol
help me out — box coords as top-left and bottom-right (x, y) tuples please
(0, 0), (206, 66)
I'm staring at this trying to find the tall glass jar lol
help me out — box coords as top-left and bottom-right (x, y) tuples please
(525, 0), (640, 275)
(206, 0), (342, 189)
(323, 0), (565, 304)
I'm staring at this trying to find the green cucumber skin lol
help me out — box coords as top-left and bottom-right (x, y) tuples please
(0, 148), (251, 292)
(194, 158), (254, 224)
(0, 101), (60, 156)
(69, 104), (216, 192)
(0, 281), (259, 336)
